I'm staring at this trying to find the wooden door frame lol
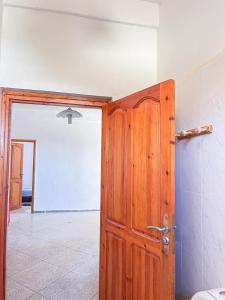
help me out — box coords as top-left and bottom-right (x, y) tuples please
(0, 87), (111, 300)
(11, 139), (37, 213)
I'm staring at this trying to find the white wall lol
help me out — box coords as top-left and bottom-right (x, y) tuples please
(0, 1), (158, 99)
(158, 0), (225, 297)
(21, 142), (33, 190)
(11, 104), (102, 212)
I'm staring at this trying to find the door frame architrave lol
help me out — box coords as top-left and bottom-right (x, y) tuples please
(0, 87), (111, 300)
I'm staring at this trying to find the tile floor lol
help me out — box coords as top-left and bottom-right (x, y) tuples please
(7, 207), (100, 300)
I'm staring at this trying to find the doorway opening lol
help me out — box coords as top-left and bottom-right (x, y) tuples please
(7, 101), (103, 298)
(10, 139), (36, 213)
(0, 88), (111, 300)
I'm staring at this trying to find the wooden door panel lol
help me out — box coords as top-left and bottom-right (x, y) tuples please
(132, 100), (161, 240)
(11, 145), (23, 179)
(100, 80), (175, 300)
(131, 245), (160, 300)
(10, 143), (23, 210)
(106, 109), (127, 226)
(106, 232), (126, 300)
(9, 181), (22, 210)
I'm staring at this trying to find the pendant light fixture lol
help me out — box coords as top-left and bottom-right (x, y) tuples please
(56, 107), (82, 124)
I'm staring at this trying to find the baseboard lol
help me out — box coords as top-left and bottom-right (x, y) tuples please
(176, 294), (193, 300)
(33, 209), (100, 213)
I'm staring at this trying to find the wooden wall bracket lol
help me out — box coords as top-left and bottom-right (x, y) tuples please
(176, 125), (213, 142)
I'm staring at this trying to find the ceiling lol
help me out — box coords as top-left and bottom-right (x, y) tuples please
(4, 0), (160, 28)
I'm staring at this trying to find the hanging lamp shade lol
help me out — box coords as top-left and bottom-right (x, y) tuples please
(56, 107), (82, 124)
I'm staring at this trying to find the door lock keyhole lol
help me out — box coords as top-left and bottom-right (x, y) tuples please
(162, 236), (169, 245)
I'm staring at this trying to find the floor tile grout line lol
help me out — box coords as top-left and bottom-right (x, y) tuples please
(7, 276), (42, 298)
(7, 208), (100, 300)
(26, 291), (50, 300)
(8, 244), (97, 265)
(9, 265), (70, 299)
(89, 292), (98, 300)
(8, 255), (63, 276)
(8, 249), (98, 297)
(35, 260), (99, 298)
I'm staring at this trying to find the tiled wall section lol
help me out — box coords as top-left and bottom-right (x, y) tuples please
(158, 0), (225, 296)
(176, 52), (225, 296)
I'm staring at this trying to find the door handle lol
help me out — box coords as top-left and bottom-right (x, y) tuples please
(146, 225), (169, 234)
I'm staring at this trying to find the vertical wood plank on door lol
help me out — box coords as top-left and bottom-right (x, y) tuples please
(131, 245), (160, 300)
(132, 100), (161, 239)
(106, 232), (126, 300)
(106, 109), (127, 226)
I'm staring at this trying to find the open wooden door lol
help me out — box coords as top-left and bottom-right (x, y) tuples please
(9, 143), (24, 210)
(100, 80), (175, 300)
